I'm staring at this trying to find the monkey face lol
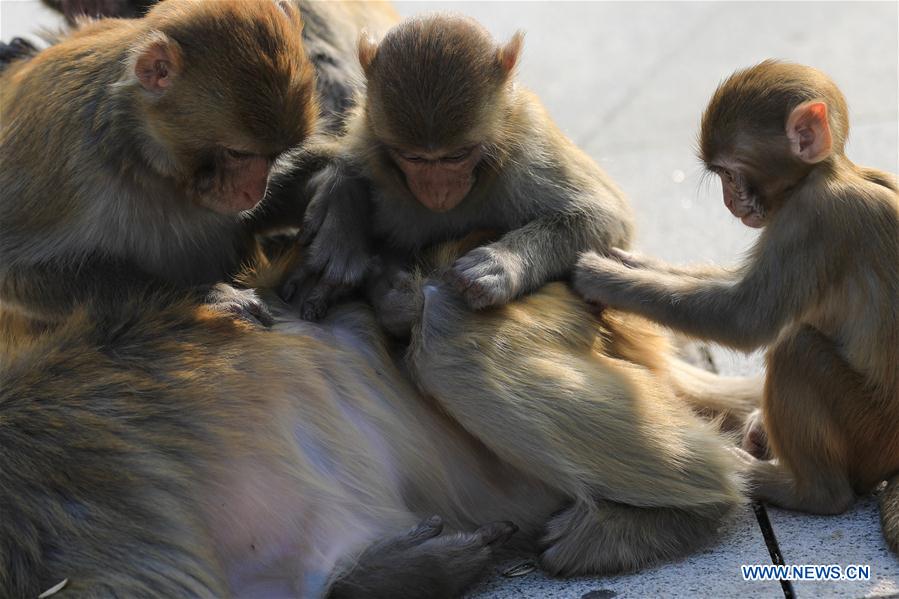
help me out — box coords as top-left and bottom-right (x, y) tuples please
(711, 163), (766, 228)
(190, 148), (274, 215)
(390, 146), (482, 212)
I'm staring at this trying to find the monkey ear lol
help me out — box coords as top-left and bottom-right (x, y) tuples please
(358, 31), (379, 77)
(276, 0), (303, 31)
(133, 33), (181, 93)
(786, 101), (832, 163)
(497, 31), (524, 77)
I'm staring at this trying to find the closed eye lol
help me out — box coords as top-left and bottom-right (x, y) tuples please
(442, 148), (473, 162)
(225, 148), (255, 160)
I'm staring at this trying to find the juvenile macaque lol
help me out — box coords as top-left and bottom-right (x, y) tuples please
(574, 60), (899, 549)
(288, 14), (634, 319)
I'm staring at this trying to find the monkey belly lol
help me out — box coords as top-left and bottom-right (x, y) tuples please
(269, 301), (565, 542)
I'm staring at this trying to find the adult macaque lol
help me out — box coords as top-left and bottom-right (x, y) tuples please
(0, 0), (398, 330)
(0, 0), (317, 327)
(573, 61), (899, 550)
(287, 14), (634, 319)
(1, 233), (748, 595)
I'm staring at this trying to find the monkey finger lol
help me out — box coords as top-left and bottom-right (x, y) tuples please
(299, 278), (348, 321)
(397, 516), (445, 549)
(461, 274), (513, 310)
(279, 262), (317, 302)
(609, 247), (645, 269)
(207, 291), (274, 328)
(473, 521), (519, 548)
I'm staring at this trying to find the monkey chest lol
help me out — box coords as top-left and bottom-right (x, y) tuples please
(370, 195), (510, 250)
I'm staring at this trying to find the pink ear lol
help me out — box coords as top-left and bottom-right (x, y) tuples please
(134, 36), (179, 92)
(786, 101), (832, 163)
(497, 31), (524, 75)
(358, 32), (378, 76)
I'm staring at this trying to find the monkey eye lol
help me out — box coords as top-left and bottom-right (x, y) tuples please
(225, 148), (255, 160)
(398, 152), (426, 163)
(442, 148), (473, 162)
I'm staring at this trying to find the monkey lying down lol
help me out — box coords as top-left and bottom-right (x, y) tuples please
(1, 235), (750, 598)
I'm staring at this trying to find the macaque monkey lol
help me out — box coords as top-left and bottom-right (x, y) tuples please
(573, 61), (899, 550)
(287, 14), (634, 319)
(1, 232), (746, 596)
(0, 0), (319, 327)
(0, 0), (398, 331)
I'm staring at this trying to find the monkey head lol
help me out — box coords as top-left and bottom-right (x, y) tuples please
(699, 60), (848, 228)
(358, 15), (523, 213)
(129, 0), (317, 214)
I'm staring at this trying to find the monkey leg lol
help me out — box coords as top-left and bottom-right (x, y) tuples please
(408, 282), (743, 572)
(328, 517), (517, 599)
(540, 499), (733, 576)
(742, 325), (859, 514)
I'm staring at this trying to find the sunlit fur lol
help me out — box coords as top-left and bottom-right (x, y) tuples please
(575, 61), (899, 552)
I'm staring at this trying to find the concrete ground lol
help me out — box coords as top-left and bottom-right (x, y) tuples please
(3, 1), (897, 597)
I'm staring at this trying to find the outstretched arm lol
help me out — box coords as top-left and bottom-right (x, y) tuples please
(573, 217), (831, 351)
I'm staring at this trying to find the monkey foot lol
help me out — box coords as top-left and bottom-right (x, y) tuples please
(741, 408), (771, 459)
(330, 516), (518, 599)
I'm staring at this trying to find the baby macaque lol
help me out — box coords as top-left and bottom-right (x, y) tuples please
(574, 60), (899, 550)
(287, 14), (634, 319)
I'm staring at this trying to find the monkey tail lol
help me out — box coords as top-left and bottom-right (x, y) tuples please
(880, 474), (899, 554)
(665, 356), (763, 426)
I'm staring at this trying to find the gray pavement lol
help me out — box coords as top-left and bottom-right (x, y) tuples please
(3, 1), (898, 597)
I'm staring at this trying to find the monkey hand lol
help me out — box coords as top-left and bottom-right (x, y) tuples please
(282, 168), (371, 320)
(572, 251), (642, 309)
(448, 246), (523, 310)
(281, 264), (355, 322)
(367, 257), (421, 338)
(205, 283), (274, 327)
(330, 516), (517, 599)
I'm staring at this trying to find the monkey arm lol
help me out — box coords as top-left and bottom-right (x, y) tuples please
(574, 221), (830, 350)
(1, 258), (271, 327)
(279, 163), (374, 320)
(608, 248), (730, 280)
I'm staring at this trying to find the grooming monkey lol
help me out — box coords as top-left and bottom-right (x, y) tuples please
(0, 0), (397, 330)
(1, 4), (751, 593)
(1, 230), (746, 596)
(573, 61), (899, 549)
(286, 14), (634, 319)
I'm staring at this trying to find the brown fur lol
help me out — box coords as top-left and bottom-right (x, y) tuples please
(574, 61), (899, 551)
(0, 0), (400, 330)
(2, 236), (748, 594)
